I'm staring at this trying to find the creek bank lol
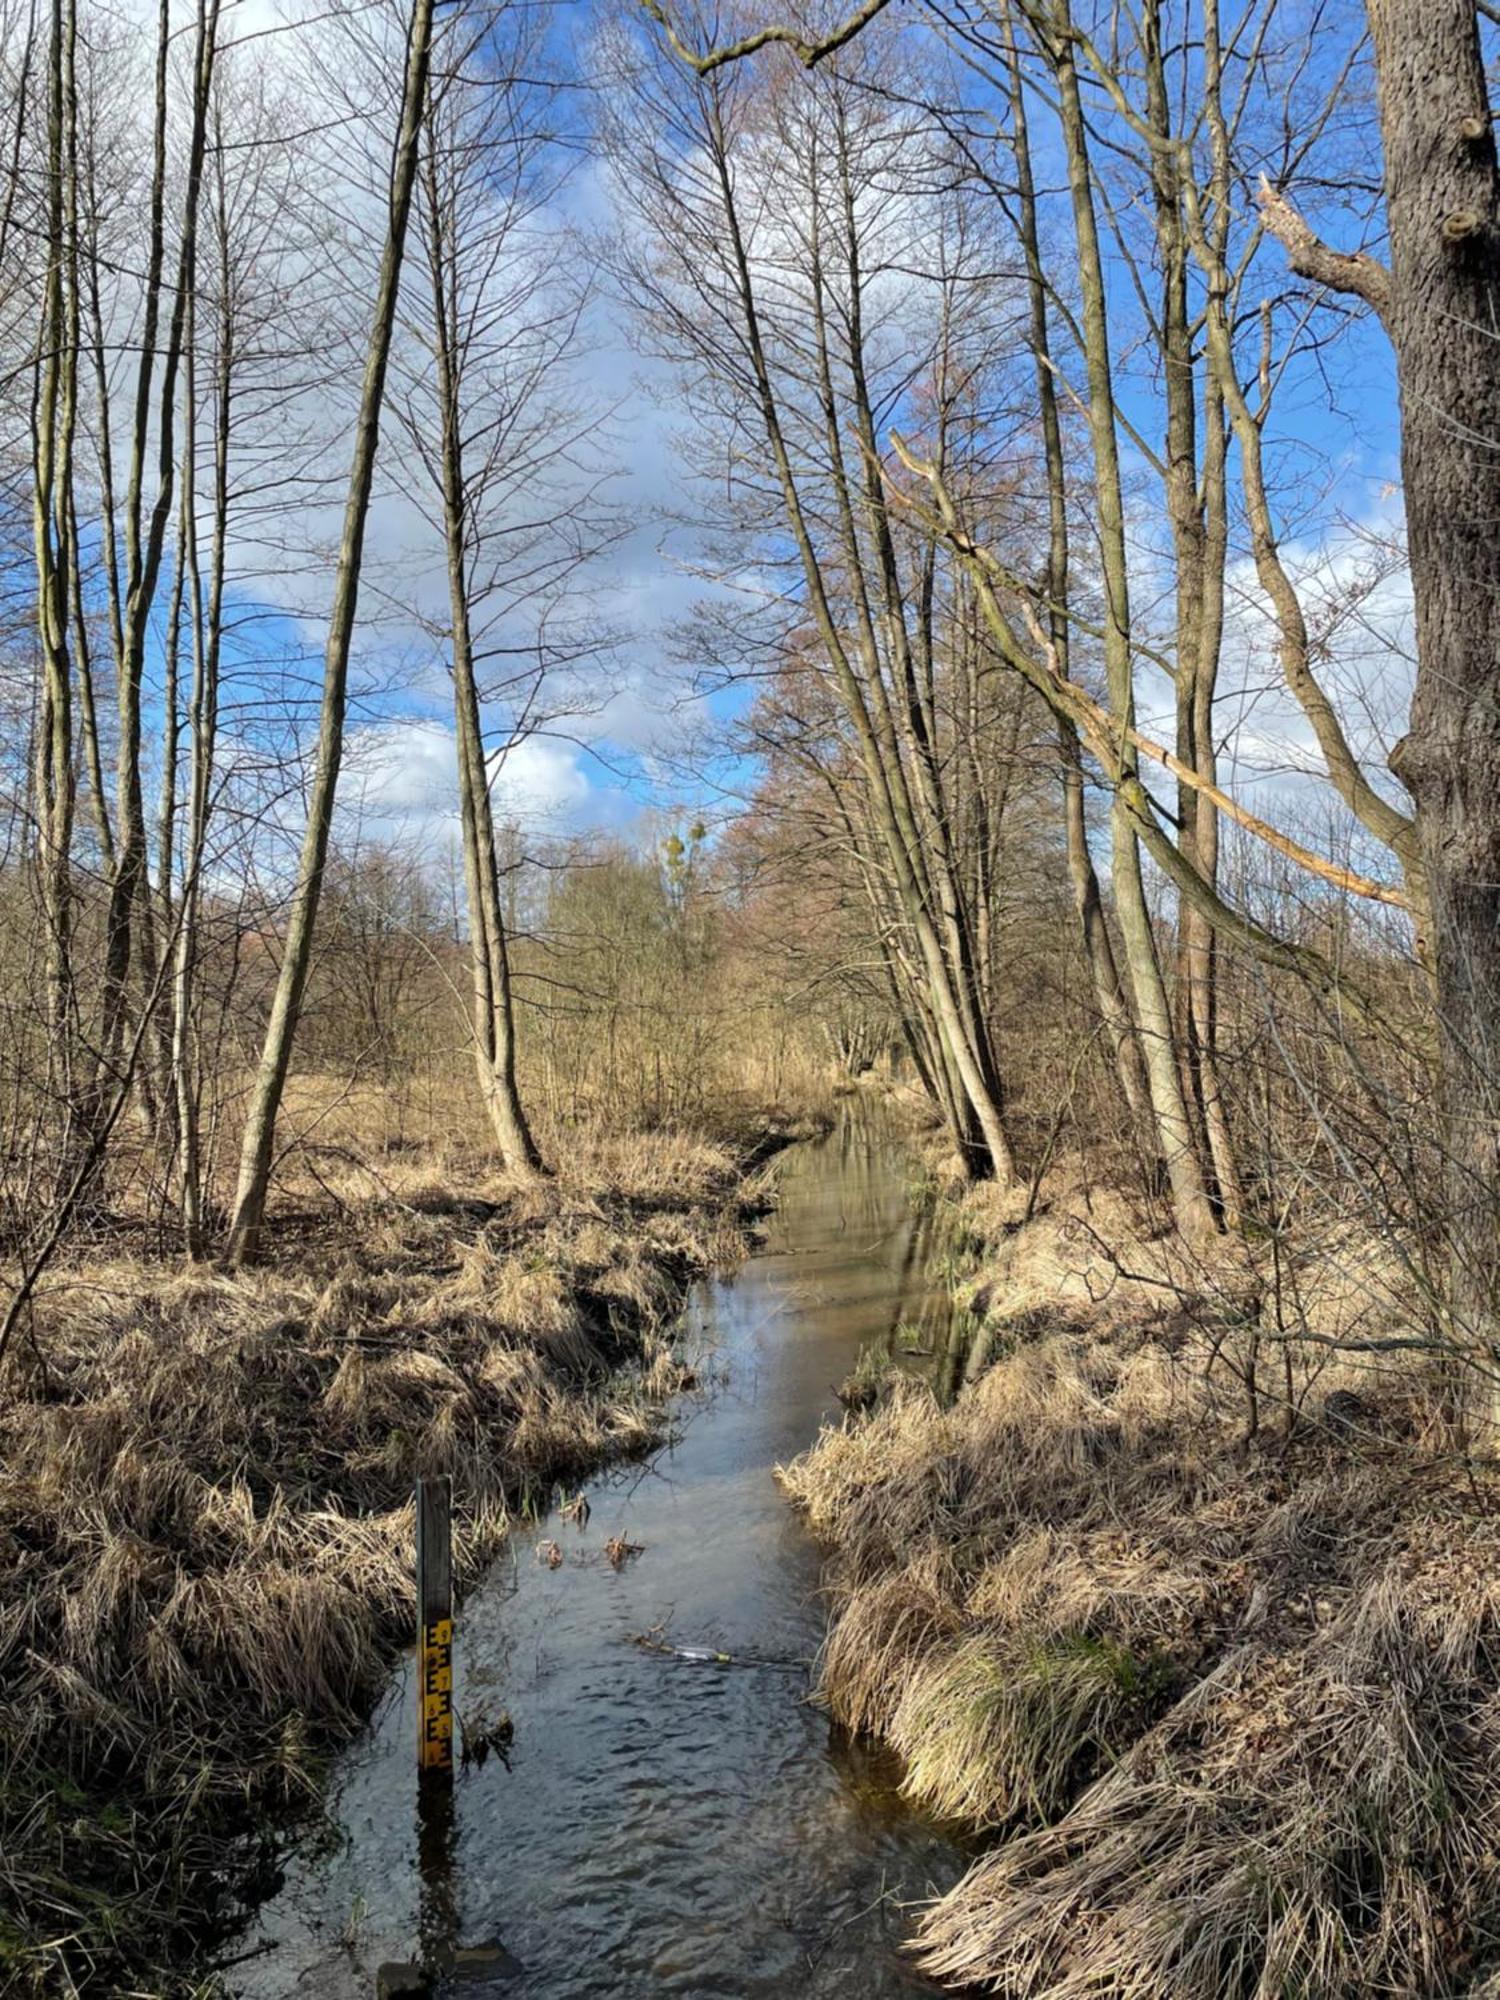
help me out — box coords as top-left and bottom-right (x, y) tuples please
(227, 1099), (969, 2000)
(0, 1114), (810, 1999)
(781, 1156), (1500, 1997)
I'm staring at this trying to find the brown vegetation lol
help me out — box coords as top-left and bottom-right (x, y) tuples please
(5, 0), (1500, 1988)
(0, 1103), (783, 1996)
(782, 1161), (1500, 1997)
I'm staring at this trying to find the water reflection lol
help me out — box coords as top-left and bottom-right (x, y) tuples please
(416, 1776), (458, 1973)
(232, 1096), (968, 1999)
(819, 1106), (980, 1410)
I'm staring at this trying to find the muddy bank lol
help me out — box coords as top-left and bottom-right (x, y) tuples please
(781, 1161), (1500, 1998)
(0, 1119), (802, 1998)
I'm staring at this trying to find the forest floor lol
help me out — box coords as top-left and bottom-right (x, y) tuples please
(0, 1084), (813, 1998)
(781, 1128), (1500, 1999)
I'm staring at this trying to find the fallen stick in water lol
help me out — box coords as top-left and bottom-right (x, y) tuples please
(631, 1628), (809, 1672)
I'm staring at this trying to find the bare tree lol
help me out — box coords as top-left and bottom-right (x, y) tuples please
(227, 0), (436, 1263)
(395, 0), (606, 1174)
(603, 21), (1023, 1178)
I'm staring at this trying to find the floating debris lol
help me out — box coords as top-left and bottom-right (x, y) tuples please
(458, 1706), (515, 1772)
(632, 1627), (808, 1673)
(535, 1532), (646, 1572)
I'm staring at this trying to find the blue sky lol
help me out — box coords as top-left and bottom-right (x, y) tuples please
(149, 0), (1412, 885)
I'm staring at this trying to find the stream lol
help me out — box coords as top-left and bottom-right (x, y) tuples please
(232, 1099), (970, 1998)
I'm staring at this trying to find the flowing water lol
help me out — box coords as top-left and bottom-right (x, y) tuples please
(232, 1101), (972, 2000)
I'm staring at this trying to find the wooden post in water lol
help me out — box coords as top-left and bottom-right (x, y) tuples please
(415, 1475), (454, 1779)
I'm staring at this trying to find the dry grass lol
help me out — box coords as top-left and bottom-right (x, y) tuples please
(916, 1509), (1500, 1997)
(779, 1163), (1500, 1998)
(0, 1109), (779, 1997)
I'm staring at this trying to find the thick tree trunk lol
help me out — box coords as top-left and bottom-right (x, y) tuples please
(1366, 0), (1500, 1354)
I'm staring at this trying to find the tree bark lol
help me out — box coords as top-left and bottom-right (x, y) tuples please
(1004, 13), (1150, 1130)
(1047, 0), (1215, 1238)
(1364, 0), (1500, 1353)
(227, 0), (436, 1263)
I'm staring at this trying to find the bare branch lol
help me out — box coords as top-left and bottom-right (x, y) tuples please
(635, 0), (895, 74)
(1257, 174), (1391, 320)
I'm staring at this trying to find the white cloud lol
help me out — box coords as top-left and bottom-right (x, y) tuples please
(491, 734), (594, 818)
(339, 717), (601, 862)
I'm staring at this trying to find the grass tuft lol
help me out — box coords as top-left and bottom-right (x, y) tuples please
(780, 1155), (1500, 1998)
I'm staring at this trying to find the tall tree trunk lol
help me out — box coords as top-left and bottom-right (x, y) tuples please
(709, 89), (1015, 1180)
(828, 112), (1010, 1151)
(1004, 11), (1150, 1130)
(1364, 0), (1500, 1355)
(1140, 0), (1244, 1224)
(97, 0), (219, 1152)
(227, 0), (436, 1263)
(1048, 0), (1215, 1238)
(415, 75), (542, 1176)
(170, 196), (230, 1256)
(32, 0), (83, 1193)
